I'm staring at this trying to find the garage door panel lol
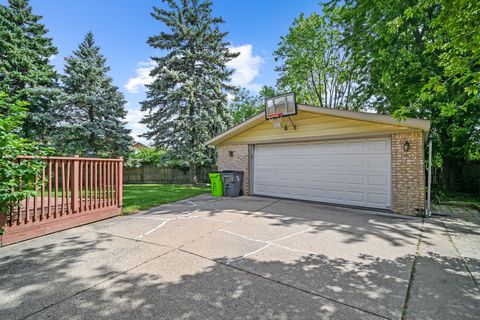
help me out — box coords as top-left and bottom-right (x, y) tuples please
(367, 192), (389, 206)
(367, 155), (389, 168)
(346, 140), (366, 152)
(346, 191), (365, 203)
(368, 139), (390, 152)
(326, 189), (344, 201)
(254, 137), (392, 209)
(368, 175), (388, 186)
(345, 174), (365, 185)
(327, 174), (344, 184)
(344, 156), (365, 167)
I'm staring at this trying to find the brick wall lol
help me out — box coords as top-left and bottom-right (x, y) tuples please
(392, 131), (425, 216)
(218, 145), (250, 195)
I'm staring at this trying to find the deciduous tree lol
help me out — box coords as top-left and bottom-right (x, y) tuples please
(229, 86), (278, 125)
(0, 93), (48, 234)
(326, 0), (480, 190)
(274, 12), (362, 110)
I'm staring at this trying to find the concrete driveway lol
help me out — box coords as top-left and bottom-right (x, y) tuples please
(1, 195), (479, 320)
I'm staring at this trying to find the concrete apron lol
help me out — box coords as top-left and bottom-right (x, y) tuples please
(1, 195), (478, 320)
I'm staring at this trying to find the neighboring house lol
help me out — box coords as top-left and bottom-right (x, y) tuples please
(132, 142), (148, 151)
(207, 104), (431, 216)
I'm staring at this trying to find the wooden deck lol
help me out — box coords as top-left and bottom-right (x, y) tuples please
(1, 156), (123, 246)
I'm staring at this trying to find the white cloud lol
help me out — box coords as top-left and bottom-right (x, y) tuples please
(125, 105), (150, 145)
(124, 60), (155, 93)
(49, 55), (56, 61)
(227, 44), (264, 92)
(125, 46), (263, 93)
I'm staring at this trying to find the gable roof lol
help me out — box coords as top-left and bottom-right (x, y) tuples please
(207, 104), (431, 146)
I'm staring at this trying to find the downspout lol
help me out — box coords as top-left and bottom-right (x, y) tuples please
(426, 139), (433, 217)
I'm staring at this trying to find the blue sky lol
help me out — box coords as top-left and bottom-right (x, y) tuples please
(3, 0), (320, 143)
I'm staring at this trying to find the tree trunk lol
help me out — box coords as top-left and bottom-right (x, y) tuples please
(88, 106), (96, 154)
(189, 162), (197, 184)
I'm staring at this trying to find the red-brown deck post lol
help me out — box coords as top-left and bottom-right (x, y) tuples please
(79, 160), (83, 213)
(71, 155), (79, 213)
(117, 158), (123, 208)
(40, 168), (45, 220)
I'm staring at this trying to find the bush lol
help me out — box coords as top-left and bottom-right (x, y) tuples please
(0, 93), (48, 234)
(125, 147), (166, 168)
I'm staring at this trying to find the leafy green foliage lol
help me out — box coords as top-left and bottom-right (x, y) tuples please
(54, 32), (133, 157)
(229, 88), (262, 125)
(0, 93), (48, 232)
(141, 0), (239, 180)
(125, 147), (167, 168)
(229, 86), (278, 125)
(326, 0), (480, 190)
(274, 12), (363, 110)
(0, 0), (58, 140)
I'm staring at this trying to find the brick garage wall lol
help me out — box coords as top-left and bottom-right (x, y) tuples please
(392, 131), (425, 215)
(218, 145), (250, 195)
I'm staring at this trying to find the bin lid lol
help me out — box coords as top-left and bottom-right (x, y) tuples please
(221, 170), (244, 174)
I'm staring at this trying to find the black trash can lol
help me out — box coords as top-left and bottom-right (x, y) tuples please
(221, 170), (244, 197)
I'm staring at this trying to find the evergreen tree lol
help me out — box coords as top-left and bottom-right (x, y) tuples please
(0, 0), (58, 140)
(141, 0), (239, 182)
(55, 32), (132, 157)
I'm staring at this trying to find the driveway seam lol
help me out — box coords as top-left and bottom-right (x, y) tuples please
(175, 199), (282, 251)
(216, 228), (409, 282)
(20, 247), (177, 320)
(401, 218), (425, 320)
(441, 220), (480, 292)
(28, 198), (283, 317)
(177, 247), (389, 319)
(219, 228), (315, 264)
(89, 230), (175, 249)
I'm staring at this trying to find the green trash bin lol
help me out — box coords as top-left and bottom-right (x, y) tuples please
(208, 172), (224, 197)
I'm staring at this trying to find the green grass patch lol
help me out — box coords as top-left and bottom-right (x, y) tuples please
(436, 191), (480, 206)
(122, 184), (209, 215)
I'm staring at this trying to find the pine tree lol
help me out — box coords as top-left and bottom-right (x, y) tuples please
(141, 0), (239, 182)
(0, 0), (58, 140)
(55, 32), (132, 157)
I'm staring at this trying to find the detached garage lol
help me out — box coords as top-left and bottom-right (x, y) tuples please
(207, 103), (430, 216)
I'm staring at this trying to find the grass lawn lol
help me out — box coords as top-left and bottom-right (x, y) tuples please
(122, 184), (210, 214)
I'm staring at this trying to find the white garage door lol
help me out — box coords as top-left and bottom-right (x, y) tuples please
(253, 137), (392, 209)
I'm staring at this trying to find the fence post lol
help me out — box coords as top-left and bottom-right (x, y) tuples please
(117, 158), (123, 208)
(71, 155), (79, 213)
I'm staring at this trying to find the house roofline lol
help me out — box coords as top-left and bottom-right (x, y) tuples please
(206, 105), (431, 146)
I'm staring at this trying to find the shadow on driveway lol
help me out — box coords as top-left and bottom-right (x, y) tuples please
(0, 195), (479, 319)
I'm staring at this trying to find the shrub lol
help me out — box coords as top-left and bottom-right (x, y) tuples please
(0, 93), (48, 234)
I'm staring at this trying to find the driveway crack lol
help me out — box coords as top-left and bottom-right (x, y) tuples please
(401, 218), (425, 320)
(20, 248), (177, 320)
(441, 220), (480, 292)
(178, 247), (390, 320)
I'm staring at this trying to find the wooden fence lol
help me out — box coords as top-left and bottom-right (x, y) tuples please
(1, 156), (123, 246)
(123, 165), (214, 184)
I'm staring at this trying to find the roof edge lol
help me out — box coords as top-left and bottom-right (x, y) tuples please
(298, 104), (431, 132)
(207, 105), (431, 146)
(206, 112), (264, 146)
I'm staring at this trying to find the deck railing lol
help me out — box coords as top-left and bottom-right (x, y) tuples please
(1, 156), (123, 245)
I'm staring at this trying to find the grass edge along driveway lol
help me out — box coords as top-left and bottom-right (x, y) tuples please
(122, 184), (209, 215)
